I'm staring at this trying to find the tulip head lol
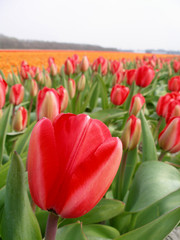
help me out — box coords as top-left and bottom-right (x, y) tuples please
(92, 57), (108, 76)
(165, 99), (180, 123)
(135, 65), (155, 88)
(0, 79), (6, 109)
(64, 58), (74, 76)
(173, 60), (180, 73)
(126, 69), (136, 85)
(68, 78), (76, 98)
(27, 113), (122, 218)
(110, 84), (129, 106)
(158, 117), (180, 153)
(121, 115), (141, 150)
(44, 73), (52, 88)
(12, 107), (28, 132)
(50, 63), (58, 76)
(168, 76), (180, 92)
(57, 86), (69, 112)
(30, 79), (38, 97)
(37, 87), (60, 122)
(129, 93), (145, 116)
(9, 84), (24, 105)
(77, 74), (86, 91)
(80, 56), (89, 72)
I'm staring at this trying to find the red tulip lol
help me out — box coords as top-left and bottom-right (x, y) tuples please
(110, 84), (129, 106)
(135, 65), (155, 88)
(9, 84), (24, 105)
(112, 71), (126, 86)
(158, 117), (180, 153)
(64, 58), (75, 76)
(48, 57), (55, 66)
(27, 113), (122, 218)
(92, 57), (108, 76)
(168, 76), (180, 92)
(12, 106), (28, 131)
(121, 115), (141, 150)
(0, 79), (6, 109)
(37, 87), (60, 122)
(111, 60), (123, 74)
(21, 63), (30, 80)
(56, 86), (69, 112)
(165, 99), (180, 122)
(77, 74), (86, 91)
(129, 93), (145, 116)
(126, 69), (136, 85)
(173, 60), (180, 73)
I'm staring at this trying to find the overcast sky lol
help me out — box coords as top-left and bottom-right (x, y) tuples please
(0, 0), (180, 51)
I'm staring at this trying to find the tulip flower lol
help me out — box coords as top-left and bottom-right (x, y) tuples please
(0, 79), (6, 109)
(56, 86), (69, 112)
(173, 60), (180, 73)
(27, 113), (122, 218)
(92, 57), (108, 76)
(12, 107), (28, 131)
(68, 78), (76, 98)
(121, 115), (141, 150)
(30, 79), (38, 97)
(111, 60), (123, 74)
(77, 74), (86, 91)
(110, 84), (129, 106)
(44, 73), (52, 88)
(80, 56), (89, 72)
(36, 87), (60, 122)
(126, 69), (136, 85)
(9, 84), (24, 105)
(112, 71), (126, 86)
(129, 93), (145, 116)
(135, 65), (155, 88)
(158, 117), (180, 153)
(165, 99), (180, 123)
(64, 58), (74, 76)
(168, 76), (180, 92)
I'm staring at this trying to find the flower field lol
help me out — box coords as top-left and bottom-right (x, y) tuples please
(0, 50), (180, 240)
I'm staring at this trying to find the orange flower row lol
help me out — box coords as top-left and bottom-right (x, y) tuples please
(0, 50), (178, 77)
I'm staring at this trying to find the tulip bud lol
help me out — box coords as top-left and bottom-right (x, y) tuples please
(77, 74), (86, 91)
(129, 93), (145, 116)
(30, 79), (38, 97)
(44, 73), (52, 88)
(35, 68), (44, 84)
(173, 60), (180, 73)
(9, 84), (24, 105)
(50, 63), (58, 76)
(158, 117), (180, 153)
(112, 71), (125, 86)
(57, 86), (69, 112)
(12, 107), (28, 131)
(64, 58), (74, 76)
(0, 109), (3, 119)
(68, 78), (76, 98)
(126, 69), (136, 85)
(135, 65), (155, 88)
(168, 76), (180, 92)
(80, 56), (89, 72)
(37, 87), (60, 122)
(7, 73), (14, 85)
(0, 79), (7, 109)
(121, 115), (141, 150)
(110, 84), (129, 106)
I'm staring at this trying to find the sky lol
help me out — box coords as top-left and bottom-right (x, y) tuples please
(0, 0), (180, 51)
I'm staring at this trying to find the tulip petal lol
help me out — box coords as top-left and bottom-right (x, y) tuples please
(58, 137), (122, 218)
(27, 118), (59, 211)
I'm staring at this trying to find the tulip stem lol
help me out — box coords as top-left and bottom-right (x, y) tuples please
(28, 97), (33, 126)
(117, 150), (128, 201)
(45, 212), (59, 240)
(158, 151), (166, 161)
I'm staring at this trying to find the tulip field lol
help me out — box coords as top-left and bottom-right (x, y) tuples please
(0, 50), (180, 240)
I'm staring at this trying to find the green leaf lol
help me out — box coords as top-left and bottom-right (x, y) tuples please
(14, 121), (36, 155)
(124, 81), (135, 111)
(125, 161), (180, 212)
(0, 104), (13, 166)
(97, 74), (109, 110)
(0, 70), (5, 79)
(139, 111), (157, 161)
(121, 148), (138, 200)
(89, 109), (127, 123)
(131, 189), (180, 230)
(56, 222), (86, 240)
(60, 198), (124, 227)
(114, 207), (180, 240)
(81, 82), (98, 113)
(1, 152), (42, 240)
(89, 78), (100, 110)
(83, 224), (120, 240)
(36, 210), (49, 237)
